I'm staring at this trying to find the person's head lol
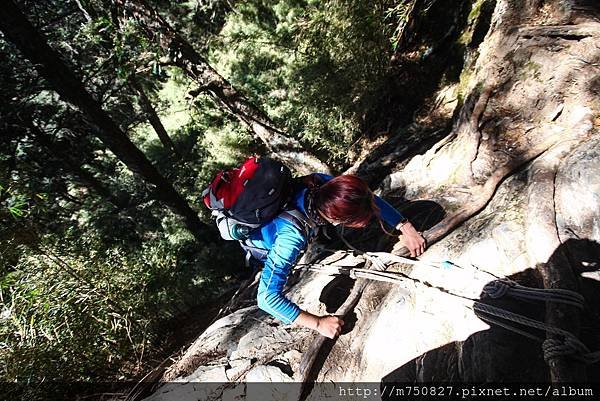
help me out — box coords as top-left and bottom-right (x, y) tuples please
(313, 175), (380, 228)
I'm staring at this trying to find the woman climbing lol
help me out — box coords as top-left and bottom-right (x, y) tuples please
(246, 173), (426, 339)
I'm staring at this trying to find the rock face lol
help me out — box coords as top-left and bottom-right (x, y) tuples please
(556, 135), (600, 247)
(144, 1), (600, 400)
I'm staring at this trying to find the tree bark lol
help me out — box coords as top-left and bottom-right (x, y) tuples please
(130, 78), (182, 159)
(0, 0), (214, 244)
(116, 0), (331, 174)
(29, 124), (128, 209)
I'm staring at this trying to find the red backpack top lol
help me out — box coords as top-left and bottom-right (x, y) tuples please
(202, 157), (294, 225)
(203, 157), (318, 247)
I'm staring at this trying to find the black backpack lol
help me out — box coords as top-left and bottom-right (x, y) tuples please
(202, 157), (317, 260)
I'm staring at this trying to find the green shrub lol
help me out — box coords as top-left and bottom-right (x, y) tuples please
(210, 0), (395, 168)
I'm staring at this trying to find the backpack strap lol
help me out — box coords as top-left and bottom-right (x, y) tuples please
(240, 242), (270, 266)
(239, 208), (317, 265)
(202, 186), (224, 209)
(279, 209), (318, 240)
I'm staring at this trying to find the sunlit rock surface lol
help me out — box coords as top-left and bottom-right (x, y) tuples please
(144, 1), (600, 399)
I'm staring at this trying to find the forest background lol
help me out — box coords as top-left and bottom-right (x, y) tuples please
(0, 0), (444, 385)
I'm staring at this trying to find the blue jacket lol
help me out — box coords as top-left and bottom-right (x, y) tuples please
(248, 174), (404, 323)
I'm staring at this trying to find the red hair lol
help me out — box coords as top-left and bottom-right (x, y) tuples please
(314, 175), (380, 228)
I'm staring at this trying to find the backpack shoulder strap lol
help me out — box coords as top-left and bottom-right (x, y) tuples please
(279, 209), (317, 240)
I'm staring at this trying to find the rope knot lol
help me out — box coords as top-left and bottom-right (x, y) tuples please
(483, 280), (514, 299)
(543, 335), (592, 364)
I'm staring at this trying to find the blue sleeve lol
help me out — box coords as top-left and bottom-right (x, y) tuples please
(375, 196), (404, 228)
(315, 173), (404, 228)
(257, 220), (307, 324)
(314, 173), (333, 182)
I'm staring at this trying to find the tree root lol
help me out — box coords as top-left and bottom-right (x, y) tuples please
(293, 131), (566, 398)
(466, 85), (494, 182)
(518, 23), (600, 39)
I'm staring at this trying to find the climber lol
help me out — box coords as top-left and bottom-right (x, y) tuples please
(247, 173), (426, 339)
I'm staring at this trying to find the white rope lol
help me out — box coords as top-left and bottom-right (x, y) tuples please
(338, 227), (387, 271)
(299, 249), (597, 365)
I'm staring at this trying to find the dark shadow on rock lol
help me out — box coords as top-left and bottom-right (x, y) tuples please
(573, 0), (600, 18)
(398, 200), (446, 232)
(565, 238), (600, 380)
(579, 275), (600, 381)
(318, 275), (359, 333)
(267, 360), (294, 378)
(470, 0), (496, 50)
(337, 199), (446, 253)
(380, 239), (600, 390)
(320, 275), (356, 313)
(300, 200), (447, 393)
(564, 238), (600, 273)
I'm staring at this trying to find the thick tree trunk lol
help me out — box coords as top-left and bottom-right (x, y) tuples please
(0, 1), (213, 244)
(117, 0), (331, 174)
(29, 124), (128, 209)
(130, 78), (182, 159)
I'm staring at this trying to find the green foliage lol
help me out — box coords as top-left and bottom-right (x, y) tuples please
(385, 0), (415, 50)
(0, 183), (46, 220)
(1, 246), (139, 381)
(0, 222), (239, 383)
(128, 67), (254, 212)
(0, 0), (249, 389)
(0, 0), (415, 390)
(210, 0), (395, 167)
(73, 5), (163, 82)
